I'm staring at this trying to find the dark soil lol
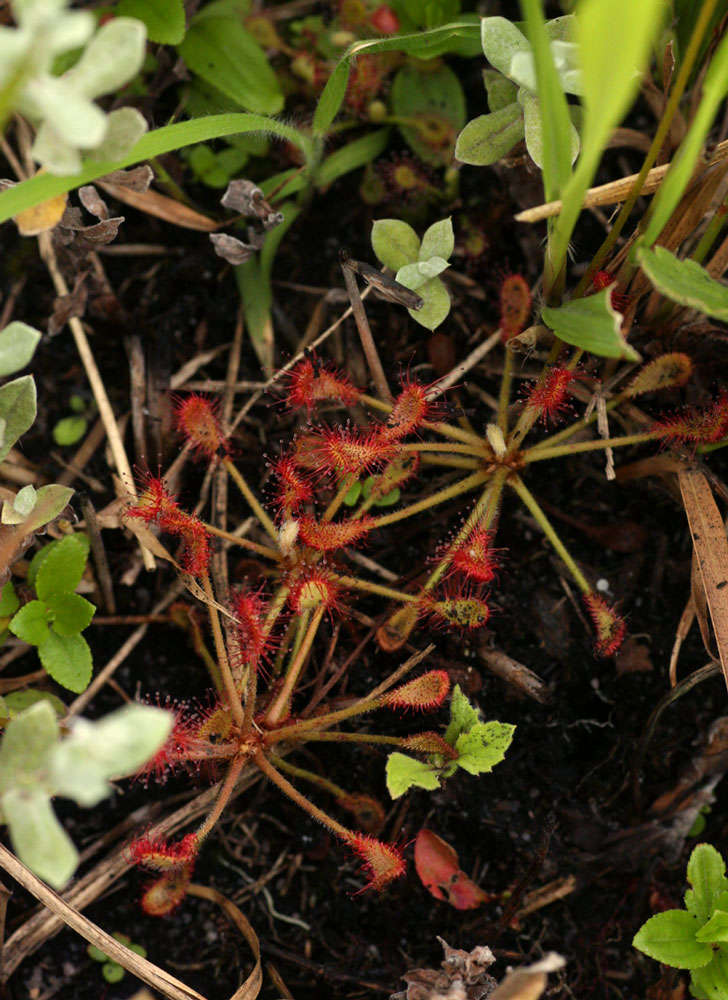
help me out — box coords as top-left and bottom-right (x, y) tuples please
(4, 33), (728, 1000)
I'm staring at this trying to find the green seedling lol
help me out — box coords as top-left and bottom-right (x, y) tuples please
(634, 844), (728, 998)
(53, 394), (93, 447)
(88, 932), (147, 983)
(7, 533), (96, 694)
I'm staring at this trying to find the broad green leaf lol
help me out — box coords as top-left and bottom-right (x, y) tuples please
(103, 964), (125, 984)
(35, 534), (88, 601)
(0, 115), (311, 226)
(50, 705), (173, 806)
(315, 128), (390, 188)
(0, 581), (19, 618)
(541, 289), (640, 361)
(46, 593), (95, 636)
(633, 910), (712, 969)
(642, 29), (728, 248)
(696, 910), (728, 943)
(520, 0), (573, 200)
(396, 258), (450, 291)
(179, 15), (283, 114)
(0, 375), (37, 463)
(116, 0), (186, 44)
(454, 720), (515, 775)
(312, 22), (481, 137)
(2, 786), (78, 888)
(38, 632), (92, 694)
(391, 63), (466, 164)
(10, 601), (51, 647)
(519, 89), (579, 169)
(455, 105), (524, 166)
(53, 415), (87, 446)
(0, 702), (58, 792)
(483, 69), (518, 111)
(372, 219), (420, 270)
(65, 18), (147, 100)
(0, 322), (40, 377)
(688, 844), (728, 924)
(403, 276), (450, 330)
(22, 484), (74, 534)
(420, 217), (454, 262)
(480, 17), (531, 79)
(386, 752), (441, 798)
(444, 684), (480, 745)
(636, 246), (728, 321)
(4, 690), (66, 718)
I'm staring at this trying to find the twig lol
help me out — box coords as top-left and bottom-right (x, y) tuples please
(340, 253), (392, 402)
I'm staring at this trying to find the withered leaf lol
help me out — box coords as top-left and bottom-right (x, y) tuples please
(209, 233), (256, 265)
(100, 165), (154, 192)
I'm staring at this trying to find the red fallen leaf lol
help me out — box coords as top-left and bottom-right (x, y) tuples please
(414, 829), (493, 910)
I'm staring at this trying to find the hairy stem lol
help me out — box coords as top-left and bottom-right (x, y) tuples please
(523, 430), (657, 463)
(370, 471), (488, 529)
(224, 458), (279, 543)
(201, 574), (243, 728)
(254, 749), (351, 839)
(264, 605), (326, 726)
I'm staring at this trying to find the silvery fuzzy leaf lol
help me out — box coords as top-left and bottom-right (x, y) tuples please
(2, 786), (78, 888)
(31, 122), (82, 174)
(64, 17), (146, 99)
(480, 17), (531, 80)
(89, 107), (147, 162)
(25, 76), (106, 147)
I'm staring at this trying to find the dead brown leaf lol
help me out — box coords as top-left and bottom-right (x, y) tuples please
(678, 468), (728, 689)
(98, 181), (218, 231)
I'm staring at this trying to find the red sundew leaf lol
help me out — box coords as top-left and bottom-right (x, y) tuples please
(313, 425), (396, 477)
(652, 392), (728, 447)
(128, 833), (198, 872)
(286, 567), (343, 615)
(524, 367), (577, 424)
(500, 274), (531, 340)
(342, 832), (406, 891)
(583, 592), (627, 657)
(381, 379), (436, 441)
(298, 515), (375, 551)
(383, 670), (450, 711)
(414, 829), (492, 909)
(270, 454), (314, 518)
(450, 527), (499, 584)
(141, 861), (195, 916)
(284, 357), (362, 411)
(175, 394), (228, 460)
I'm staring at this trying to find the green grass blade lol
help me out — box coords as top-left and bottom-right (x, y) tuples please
(0, 113), (311, 225)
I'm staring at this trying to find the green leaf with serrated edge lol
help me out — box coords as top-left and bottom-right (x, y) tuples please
(10, 601), (51, 647)
(541, 289), (640, 361)
(386, 752), (441, 798)
(0, 701), (58, 794)
(396, 258), (450, 292)
(455, 105), (524, 166)
(480, 17), (531, 79)
(53, 415), (87, 447)
(444, 684), (480, 745)
(691, 949), (728, 1000)
(50, 705), (173, 806)
(0, 322), (40, 378)
(2, 786), (78, 889)
(641, 27), (728, 249)
(179, 16), (283, 115)
(38, 632), (92, 694)
(696, 910), (728, 943)
(406, 276), (450, 331)
(633, 910), (712, 969)
(391, 63), (466, 165)
(4, 690), (66, 718)
(483, 69), (518, 112)
(0, 376), (36, 463)
(19, 485), (74, 536)
(117, 0), (185, 44)
(636, 247), (728, 322)
(46, 593), (95, 637)
(372, 219), (420, 271)
(0, 582), (19, 618)
(312, 22), (481, 138)
(454, 721), (515, 776)
(688, 844), (728, 924)
(420, 218), (454, 262)
(35, 534), (88, 601)
(519, 89), (579, 169)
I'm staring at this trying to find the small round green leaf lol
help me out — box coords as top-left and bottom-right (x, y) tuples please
(46, 593), (96, 636)
(0, 322), (41, 378)
(455, 105), (524, 166)
(371, 219), (421, 271)
(419, 218), (454, 263)
(102, 963), (125, 984)
(386, 752), (441, 799)
(10, 601), (51, 647)
(402, 276), (451, 331)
